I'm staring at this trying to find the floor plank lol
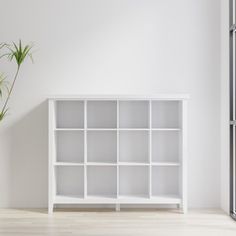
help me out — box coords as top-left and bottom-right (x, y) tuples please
(0, 209), (235, 236)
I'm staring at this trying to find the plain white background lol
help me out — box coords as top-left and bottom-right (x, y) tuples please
(0, 0), (221, 209)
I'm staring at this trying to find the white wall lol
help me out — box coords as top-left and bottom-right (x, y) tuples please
(220, 0), (230, 213)
(0, 0), (221, 208)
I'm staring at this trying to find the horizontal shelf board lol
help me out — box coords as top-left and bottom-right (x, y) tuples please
(119, 128), (149, 131)
(152, 128), (181, 131)
(152, 162), (180, 166)
(87, 128), (117, 131)
(118, 194), (149, 199)
(54, 162), (84, 166)
(54, 195), (181, 204)
(119, 162), (149, 166)
(54, 128), (181, 131)
(86, 162), (117, 166)
(86, 195), (117, 199)
(55, 128), (84, 131)
(49, 94), (190, 100)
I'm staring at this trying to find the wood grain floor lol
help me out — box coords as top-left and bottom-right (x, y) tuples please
(0, 209), (235, 236)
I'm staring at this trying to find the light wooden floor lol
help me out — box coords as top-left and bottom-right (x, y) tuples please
(0, 209), (235, 236)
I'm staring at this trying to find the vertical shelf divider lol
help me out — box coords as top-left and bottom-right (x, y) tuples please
(84, 100), (87, 198)
(149, 100), (152, 198)
(116, 100), (120, 211)
(181, 100), (187, 213)
(48, 99), (55, 214)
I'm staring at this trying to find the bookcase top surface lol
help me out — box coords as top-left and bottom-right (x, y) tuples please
(48, 94), (190, 100)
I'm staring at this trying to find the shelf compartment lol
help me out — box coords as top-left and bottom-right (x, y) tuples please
(119, 130), (149, 163)
(87, 166), (117, 197)
(152, 130), (180, 163)
(56, 166), (84, 198)
(119, 166), (149, 197)
(119, 101), (149, 128)
(87, 131), (117, 163)
(152, 166), (179, 197)
(152, 101), (180, 128)
(56, 130), (84, 163)
(56, 101), (84, 128)
(87, 101), (117, 128)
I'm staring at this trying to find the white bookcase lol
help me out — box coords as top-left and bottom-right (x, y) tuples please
(48, 95), (188, 213)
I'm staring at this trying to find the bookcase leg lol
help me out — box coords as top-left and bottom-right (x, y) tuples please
(115, 204), (120, 212)
(48, 204), (54, 214)
(182, 205), (187, 214)
(179, 203), (187, 214)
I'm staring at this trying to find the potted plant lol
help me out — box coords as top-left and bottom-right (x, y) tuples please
(0, 40), (33, 121)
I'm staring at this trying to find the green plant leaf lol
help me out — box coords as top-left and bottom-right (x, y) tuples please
(0, 73), (8, 98)
(0, 108), (8, 121)
(7, 40), (33, 67)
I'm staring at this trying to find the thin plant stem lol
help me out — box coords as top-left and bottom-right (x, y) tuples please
(1, 65), (20, 115)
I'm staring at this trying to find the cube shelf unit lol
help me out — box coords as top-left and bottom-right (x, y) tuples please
(48, 95), (188, 213)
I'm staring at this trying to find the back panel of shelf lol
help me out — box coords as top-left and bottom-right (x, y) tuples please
(152, 130), (180, 163)
(119, 130), (149, 163)
(152, 166), (179, 197)
(87, 130), (117, 163)
(87, 166), (117, 197)
(119, 166), (149, 197)
(152, 101), (181, 129)
(56, 130), (84, 163)
(56, 101), (84, 128)
(87, 101), (117, 128)
(56, 166), (84, 198)
(119, 101), (149, 128)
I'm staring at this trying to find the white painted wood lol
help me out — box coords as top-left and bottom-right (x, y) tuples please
(115, 204), (120, 211)
(87, 131), (117, 163)
(117, 100), (120, 199)
(56, 101), (84, 128)
(87, 101), (117, 128)
(152, 101), (181, 129)
(87, 162), (117, 166)
(152, 130), (179, 163)
(48, 95), (188, 213)
(152, 166), (179, 197)
(119, 166), (149, 197)
(119, 130), (149, 163)
(56, 130), (84, 163)
(54, 195), (181, 204)
(84, 100), (87, 199)
(48, 94), (189, 100)
(48, 100), (54, 214)
(54, 162), (84, 166)
(152, 162), (180, 166)
(181, 100), (188, 213)
(119, 101), (149, 128)
(55, 128), (85, 131)
(149, 100), (152, 198)
(87, 166), (117, 197)
(118, 162), (149, 166)
(56, 166), (84, 197)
